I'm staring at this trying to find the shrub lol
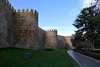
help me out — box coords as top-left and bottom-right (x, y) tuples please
(74, 50), (100, 60)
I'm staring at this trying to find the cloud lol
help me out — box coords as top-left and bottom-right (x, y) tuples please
(97, 0), (100, 8)
(83, 0), (96, 8)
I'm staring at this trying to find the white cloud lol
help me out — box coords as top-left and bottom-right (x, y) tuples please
(83, 0), (96, 8)
(97, 0), (100, 9)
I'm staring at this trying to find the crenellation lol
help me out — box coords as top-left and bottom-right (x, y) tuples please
(6, 0), (9, 3)
(34, 10), (37, 13)
(22, 9), (25, 13)
(8, 3), (11, 7)
(13, 9), (16, 13)
(14, 9), (38, 20)
(18, 9), (20, 13)
(5, 0), (14, 11)
(11, 6), (14, 10)
(46, 29), (57, 32)
(13, 9), (16, 12)
(30, 9), (33, 12)
(34, 10), (38, 16)
(54, 29), (56, 31)
(54, 29), (56, 32)
(26, 9), (29, 12)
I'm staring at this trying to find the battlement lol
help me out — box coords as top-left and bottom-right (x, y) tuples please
(13, 9), (38, 19)
(5, 0), (15, 12)
(15, 9), (38, 15)
(45, 29), (57, 32)
(5, 0), (38, 15)
(4, 0), (38, 18)
(0, 0), (72, 49)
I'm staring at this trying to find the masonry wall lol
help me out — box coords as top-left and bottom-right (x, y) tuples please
(57, 35), (67, 49)
(38, 27), (45, 49)
(45, 30), (57, 49)
(0, 0), (14, 48)
(65, 36), (74, 49)
(0, 0), (73, 50)
(13, 9), (39, 49)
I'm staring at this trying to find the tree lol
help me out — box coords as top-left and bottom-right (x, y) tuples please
(71, 31), (85, 49)
(73, 4), (100, 48)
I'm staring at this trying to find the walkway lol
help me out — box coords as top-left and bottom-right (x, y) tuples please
(67, 50), (100, 67)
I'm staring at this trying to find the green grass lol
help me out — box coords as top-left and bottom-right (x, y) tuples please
(0, 48), (75, 67)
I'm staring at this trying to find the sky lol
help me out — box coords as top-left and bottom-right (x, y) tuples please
(9, 0), (94, 36)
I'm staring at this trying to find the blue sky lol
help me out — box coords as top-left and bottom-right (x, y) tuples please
(9, 0), (93, 36)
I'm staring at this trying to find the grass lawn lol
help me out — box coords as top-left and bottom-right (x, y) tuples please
(0, 48), (76, 67)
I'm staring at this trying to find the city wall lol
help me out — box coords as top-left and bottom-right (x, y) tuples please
(57, 35), (67, 49)
(0, 0), (14, 48)
(13, 9), (38, 49)
(38, 27), (45, 49)
(45, 30), (57, 49)
(0, 0), (73, 49)
(65, 36), (74, 49)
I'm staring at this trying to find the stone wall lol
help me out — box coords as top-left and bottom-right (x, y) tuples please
(65, 36), (74, 49)
(0, 0), (14, 48)
(57, 35), (67, 49)
(45, 30), (57, 49)
(13, 9), (38, 49)
(38, 27), (45, 49)
(0, 0), (74, 49)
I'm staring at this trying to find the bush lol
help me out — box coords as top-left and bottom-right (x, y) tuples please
(90, 50), (100, 54)
(75, 41), (83, 50)
(74, 50), (100, 60)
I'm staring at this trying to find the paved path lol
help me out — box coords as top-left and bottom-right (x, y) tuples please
(67, 50), (100, 67)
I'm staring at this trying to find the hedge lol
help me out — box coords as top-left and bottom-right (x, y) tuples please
(74, 50), (100, 60)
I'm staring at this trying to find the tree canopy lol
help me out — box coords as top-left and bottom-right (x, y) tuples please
(73, 1), (100, 48)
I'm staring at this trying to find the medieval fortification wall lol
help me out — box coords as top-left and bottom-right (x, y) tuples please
(57, 35), (67, 49)
(38, 27), (45, 49)
(65, 36), (74, 49)
(45, 30), (57, 49)
(0, 0), (14, 48)
(13, 9), (38, 49)
(0, 0), (73, 49)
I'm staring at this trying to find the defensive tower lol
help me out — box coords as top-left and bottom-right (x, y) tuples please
(13, 9), (38, 49)
(45, 29), (57, 49)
